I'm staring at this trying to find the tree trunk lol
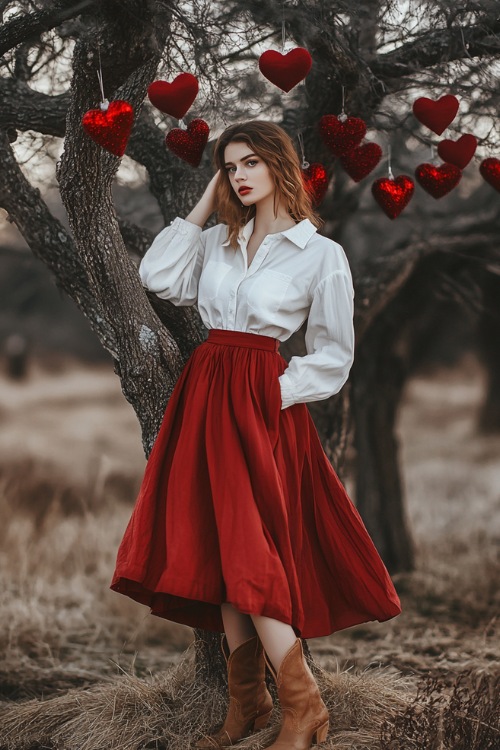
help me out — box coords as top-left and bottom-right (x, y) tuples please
(352, 319), (415, 573)
(477, 270), (500, 433)
(351, 244), (499, 572)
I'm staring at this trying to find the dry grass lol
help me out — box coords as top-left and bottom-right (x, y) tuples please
(0, 354), (499, 748)
(0, 649), (415, 750)
(0, 461), (190, 699)
(380, 671), (500, 750)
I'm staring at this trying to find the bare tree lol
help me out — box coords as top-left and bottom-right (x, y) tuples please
(1, 0), (499, 710)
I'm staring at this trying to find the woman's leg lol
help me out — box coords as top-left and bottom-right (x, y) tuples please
(250, 614), (330, 749)
(220, 604), (298, 672)
(221, 602), (258, 652)
(249, 614), (297, 673)
(196, 605), (272, 748)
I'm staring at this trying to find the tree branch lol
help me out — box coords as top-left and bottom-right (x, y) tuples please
(0, 0), (99, 56)
(371, 19), (500, 82)
(0, 77), (209, 225)
(0, 77), (69, 136)
(355, 226), (500, 341)
(0, 128), (117, 354)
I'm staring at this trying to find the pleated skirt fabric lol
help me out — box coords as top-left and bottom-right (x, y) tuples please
(110, 328), (401, 638)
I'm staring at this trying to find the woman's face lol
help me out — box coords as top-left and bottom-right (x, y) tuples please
(223, 141), (275, 207)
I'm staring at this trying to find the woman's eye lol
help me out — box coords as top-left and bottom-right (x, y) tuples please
(226, 160), (257, 173)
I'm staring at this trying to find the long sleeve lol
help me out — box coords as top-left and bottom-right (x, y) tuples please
(278, 269), (355, 410)
(139, 217), (206, 306)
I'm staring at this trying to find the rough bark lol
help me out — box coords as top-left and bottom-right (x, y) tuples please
(0, 0), (99, 56)
(0, 78), (70, 135)
(52, 4), (213, 460)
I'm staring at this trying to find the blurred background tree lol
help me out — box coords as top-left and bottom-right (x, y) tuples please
(0, 2), (499, 676)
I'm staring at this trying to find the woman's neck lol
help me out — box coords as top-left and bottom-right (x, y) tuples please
(252, 197), (296, 235)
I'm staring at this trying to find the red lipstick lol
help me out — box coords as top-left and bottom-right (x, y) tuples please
(238, 187), (252, 195)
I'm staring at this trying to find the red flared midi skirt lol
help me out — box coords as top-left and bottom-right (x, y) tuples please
(110, 329), (401, 638)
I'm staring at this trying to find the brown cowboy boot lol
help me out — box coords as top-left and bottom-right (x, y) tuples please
(195, 633), (274, 748)
(263, 638), (329, 749)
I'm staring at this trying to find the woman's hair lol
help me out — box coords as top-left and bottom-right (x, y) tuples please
(212, 120), (323, 249)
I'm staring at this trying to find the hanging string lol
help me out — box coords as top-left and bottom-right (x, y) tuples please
(281, 0), (286, 53)
(297, 132), (309, 169)
(430, 142), (435, 162)
(97, 43), (109, 111)
(387, 144), (394, 180)
(338, 84), (347, 122)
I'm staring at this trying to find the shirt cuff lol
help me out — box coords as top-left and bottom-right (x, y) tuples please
(278, 371), (296, 410)
(170, 216), (203, 237)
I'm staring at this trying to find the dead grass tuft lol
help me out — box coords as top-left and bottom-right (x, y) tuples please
(0, 646), (415, 750)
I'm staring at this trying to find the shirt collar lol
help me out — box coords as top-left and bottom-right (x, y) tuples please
(221, 218), (318, 249)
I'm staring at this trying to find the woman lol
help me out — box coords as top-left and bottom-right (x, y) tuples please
(110, 120), (401, 749)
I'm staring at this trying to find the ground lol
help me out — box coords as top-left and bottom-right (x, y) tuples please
(0, 352), (498, 747)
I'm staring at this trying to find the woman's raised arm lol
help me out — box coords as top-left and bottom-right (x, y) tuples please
(185, 170), (221, 228)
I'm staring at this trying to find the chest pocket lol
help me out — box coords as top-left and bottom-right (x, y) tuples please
(246, 269), (293, 315)
(198, 260), (233, 302)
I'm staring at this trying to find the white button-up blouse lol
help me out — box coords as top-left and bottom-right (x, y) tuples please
(139, 216), (355, 410)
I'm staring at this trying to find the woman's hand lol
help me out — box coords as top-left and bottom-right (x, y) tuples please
(203, 169), (221, 213)
(206, 169), (221, 189)
(185, 170), (221, 228)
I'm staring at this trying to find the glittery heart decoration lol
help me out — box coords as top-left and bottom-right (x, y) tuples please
(340, 142), (382, 182)
(258, 48), (313, 92)
(147, 73), (199, 119)
(82, 100), (134, 156)
(412, 95), (459, 135)
(371, 175), (415, 219)
(415, 162), (462, 198)
(437, 134), (477, 169)
(479, 157), (500, 192)
(319, 115), (367, 157)
(301, 163), (328, 205)
(165, 118), (210, 167)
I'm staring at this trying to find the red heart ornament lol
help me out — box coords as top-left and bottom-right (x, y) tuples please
(258, 48), (312, 92)
(372, 175), (415, 219)
(147, 73), (199, 119)
(82, 100), (134, 156)
(479, 157), (500, 192)
(437, 134), (477, 169)
(415, 162), (462, 198)
(319, 115), (367, 157)
(301, 163), (328, 205)
(412, 95), (459, 135)
(340, 142), (382, 182)
(165, 118), (210, 167)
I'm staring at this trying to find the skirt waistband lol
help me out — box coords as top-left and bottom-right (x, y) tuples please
(206, 329), (280, 352)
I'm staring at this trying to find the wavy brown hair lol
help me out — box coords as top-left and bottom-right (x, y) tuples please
(212, 120), (323, 249)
